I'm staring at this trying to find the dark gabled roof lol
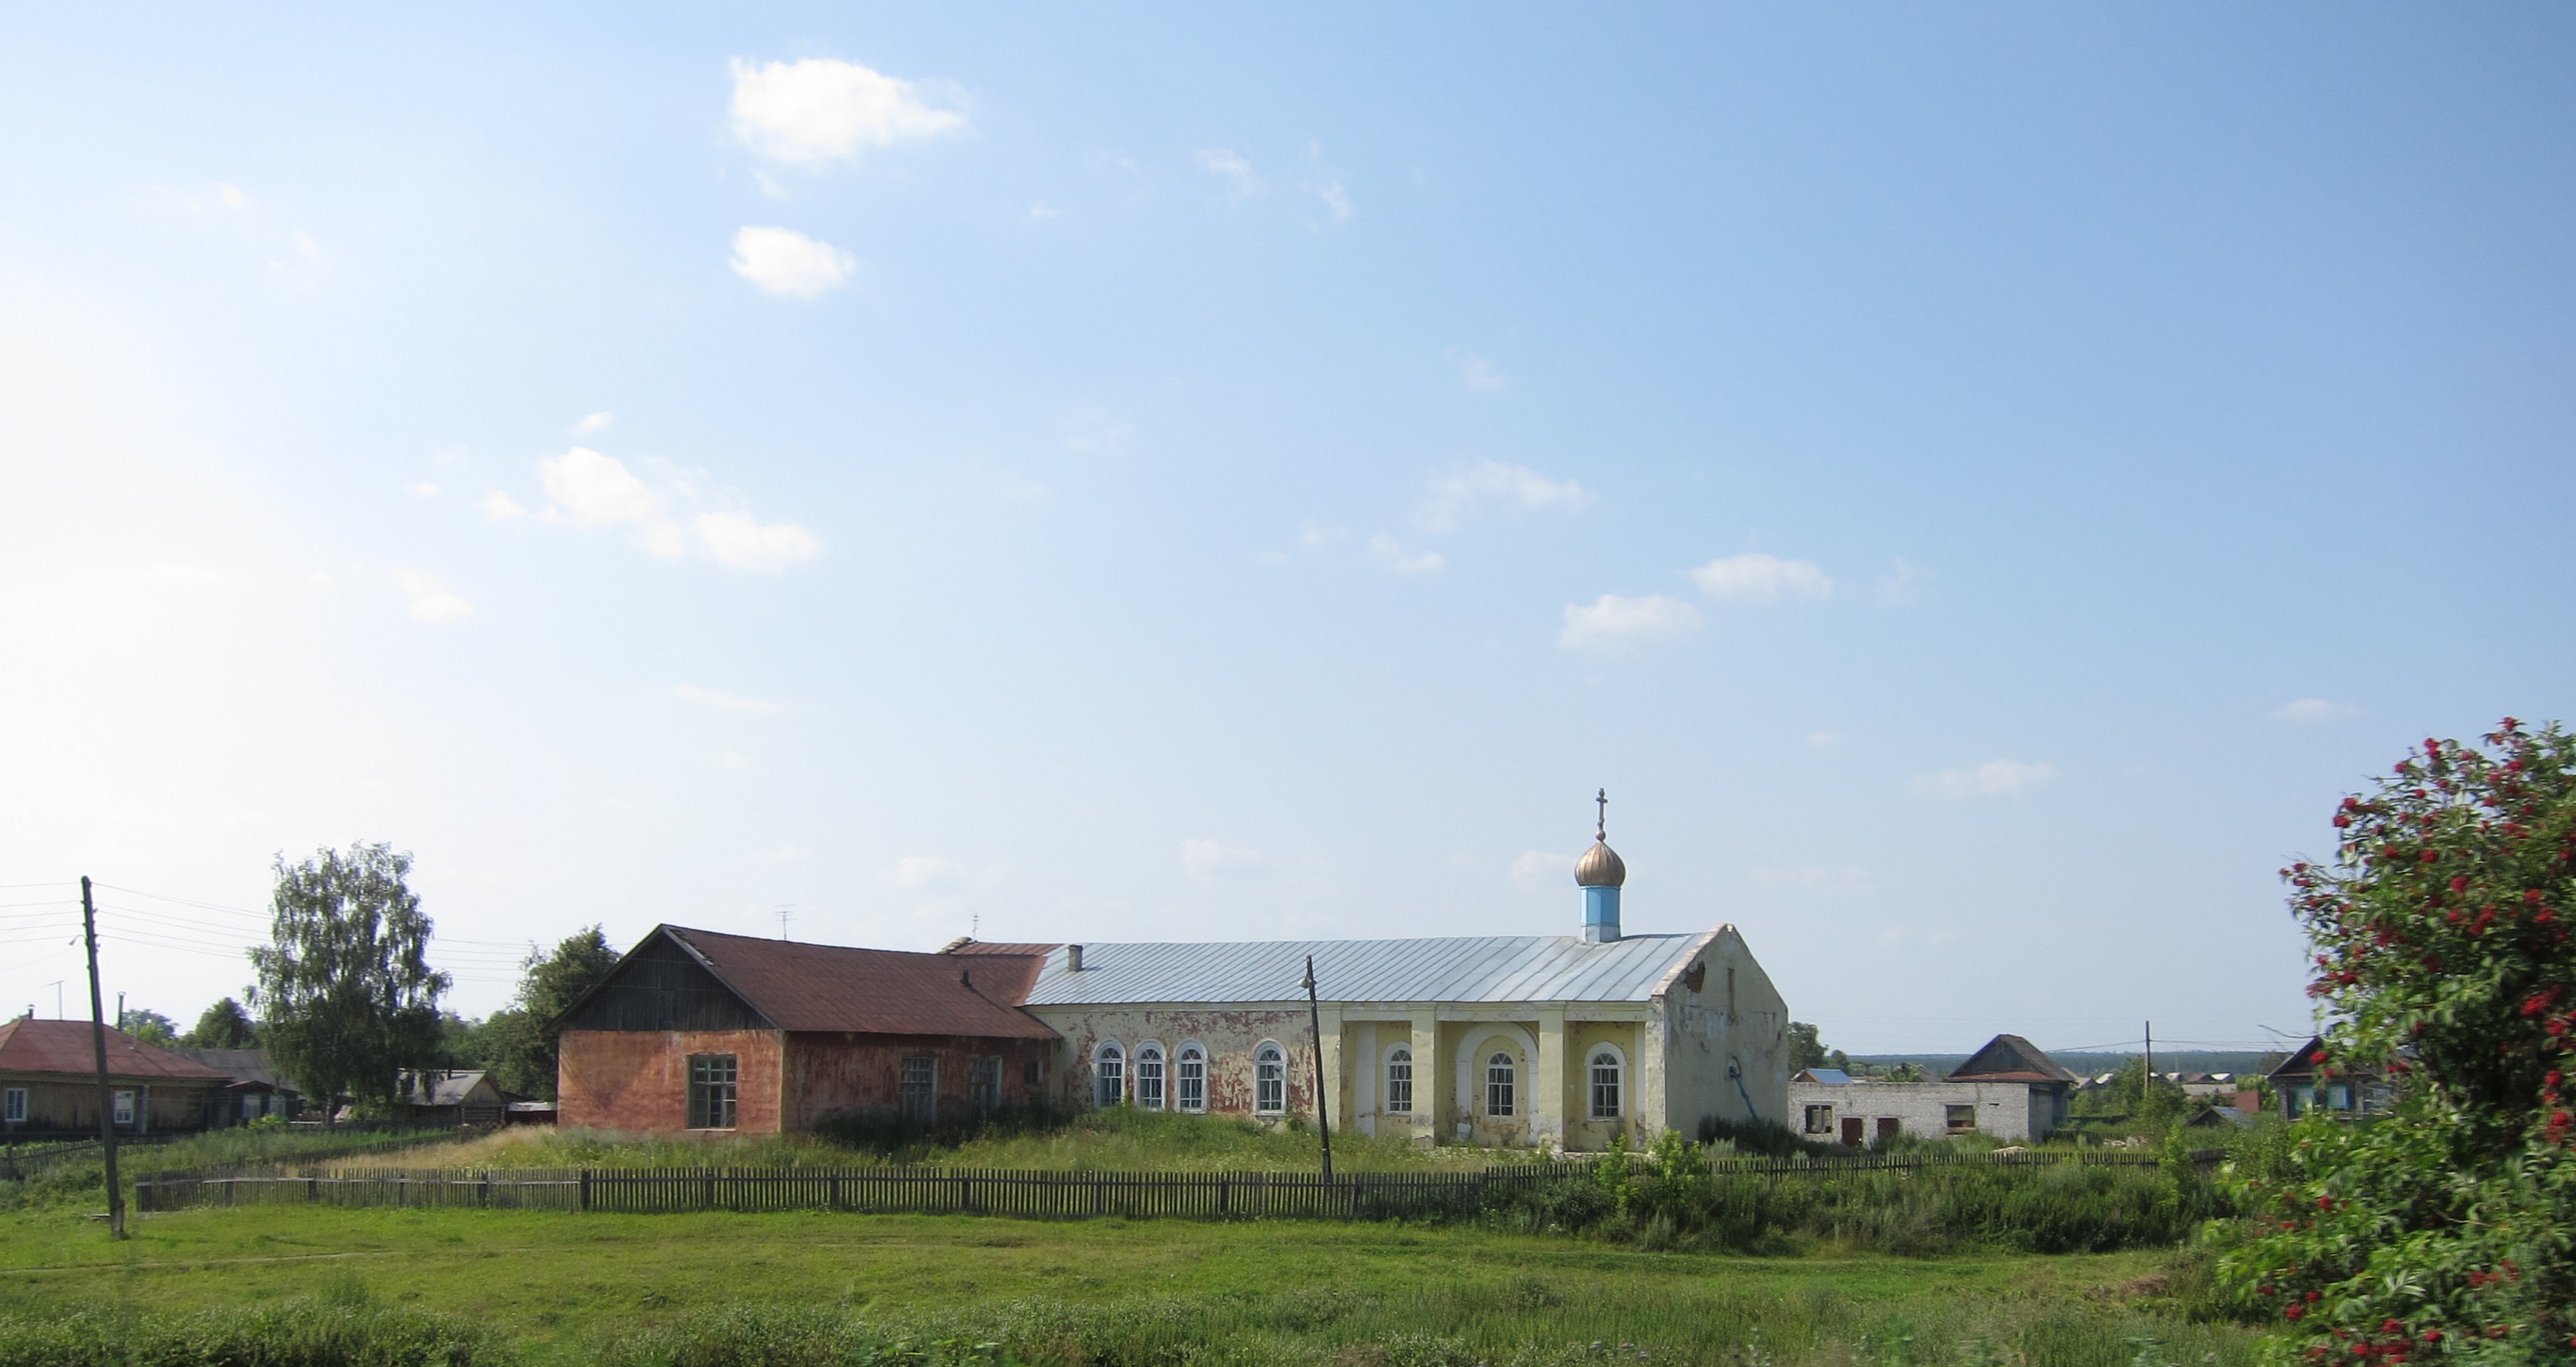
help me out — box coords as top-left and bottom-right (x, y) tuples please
(941, 938), (1063, 961)
(0, 1018), (231, 1082)
(174, 1047), (298, 1093)
(397, 1070), (502, 1107)
(634, 926), (1057, 1039)
(2267, 1036), (2332, 1081)
(1947, 1033), (2077, 1085)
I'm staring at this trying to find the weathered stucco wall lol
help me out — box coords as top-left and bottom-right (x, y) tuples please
(1027, 1006), (1315, 1118)
(558, 1028), (783, 1133)
(1787, 1080), (2052, 1142)
(1659, 927), (1791, 1138)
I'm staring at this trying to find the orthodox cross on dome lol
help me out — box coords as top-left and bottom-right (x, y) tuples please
(1595, 788), (1608, 842)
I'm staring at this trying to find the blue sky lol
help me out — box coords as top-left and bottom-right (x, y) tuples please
(3, 6), (2571, 1052)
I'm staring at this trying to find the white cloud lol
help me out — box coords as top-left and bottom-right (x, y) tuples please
(541, 447), (666, 527)
(403, 482), (440, 499)
(2276, 699), (2363, 724)
(1061, 404), (1134, 455)
(1298, 522), (1350, 554)
(1315, 179), (1351, 222)
(1417, 461), (1590, 532)
(727, 57), (964, 167)
(1182, 838), (1268, 880)
(714, 750), (754, 771)
(1807, 730), (1843, 749)
(1912, 758), (2054, 800)
(730, 226), (855, 299)
(1510, 850), (1574, 890)
(693, 510), (823, 572)
(1367, 534), (1444, 574)
(675, 685), (779, 714)
(1196, 148), (1256, 194)
(1558, 593), (1702, 651)
(1028, 200), (1061, 221)
(217, 183), (249, 210)
(576, 411), (613, 435)
(391, 571), (473, 624)
(1752, 865), (1870, 893)
(1453, 353), (1505, 393)
(1879, 557), (1929, 605)
(479, 491), (528, 523)
(1689, 552), (1834, 604)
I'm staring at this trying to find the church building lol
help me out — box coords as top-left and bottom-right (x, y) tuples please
(951, 797), (1791, 1149)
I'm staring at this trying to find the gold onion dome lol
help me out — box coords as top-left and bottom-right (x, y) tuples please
(1575, 839), (1626, 888)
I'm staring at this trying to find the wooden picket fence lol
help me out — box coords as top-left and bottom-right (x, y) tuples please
(132, 1147), (2205, 1220)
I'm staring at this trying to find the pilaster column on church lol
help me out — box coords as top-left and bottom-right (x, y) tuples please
(1316, 1004), (1345, 1132)
(1535, 1007), (1568, 1148)
(1409, 1008), (1441, 1146)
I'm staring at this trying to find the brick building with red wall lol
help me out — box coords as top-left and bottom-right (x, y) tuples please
(555, 926), (1060, 1135)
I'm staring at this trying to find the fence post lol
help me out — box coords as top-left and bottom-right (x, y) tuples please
(579, 1169), (591, 1213)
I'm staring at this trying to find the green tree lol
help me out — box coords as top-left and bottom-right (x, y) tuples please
(116, 1007), (177, 1046)
(2212, 720), (2576, 1358)
(181, 997), (260, 1049)
(247, 843), (451, 1119)
(1786, 1021), (1830, 1071)
(474, 927), (621, 1099)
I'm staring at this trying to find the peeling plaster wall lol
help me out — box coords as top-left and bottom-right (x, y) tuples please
(1028, 1005), (1314, 1118)
(1660, 927), (1791, 1138)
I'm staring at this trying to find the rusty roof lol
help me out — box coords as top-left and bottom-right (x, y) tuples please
(0, 1018), (232, 1081)
(655, 926), (1058, 1038)
(940, 939), (1063, 959)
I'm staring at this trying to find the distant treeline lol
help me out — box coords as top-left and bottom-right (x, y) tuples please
(1845, 1051), (2277, 1078)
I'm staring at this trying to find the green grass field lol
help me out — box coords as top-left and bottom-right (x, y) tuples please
(0, 1204), (2257, 1366)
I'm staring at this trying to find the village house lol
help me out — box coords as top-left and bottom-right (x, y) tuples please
(2266, 1035), (2387, 1120)
(554, 926), (1058, 1135)
(171, 1046), (302, 1124)
(1789, 1034), (2076, 1144)
(394, 1069), (513, 1127)
(950, 810), (1793, 1151)
(0, 1017), (232, 1138)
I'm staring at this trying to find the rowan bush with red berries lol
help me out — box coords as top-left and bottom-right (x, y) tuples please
(2208, 720), (2576, 1363)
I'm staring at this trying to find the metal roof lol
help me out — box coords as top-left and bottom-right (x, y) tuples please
(1022, 931), (1720, 1007)
(0, 1018), (231, 1081)
(1948, 1033), (2077, 1085)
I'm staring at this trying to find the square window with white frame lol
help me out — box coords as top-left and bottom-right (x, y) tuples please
(113, 1090), (135, 1126)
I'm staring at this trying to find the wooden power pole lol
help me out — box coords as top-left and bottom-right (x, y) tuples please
(1302, 954), (1332, 1182)
(81, 877), (125, 1238)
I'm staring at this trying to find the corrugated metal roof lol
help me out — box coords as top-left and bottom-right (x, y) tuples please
(0, 1018), (232, 1081)
(1022, 931), (1718, 1007)
(662, 926), (1059, 1039)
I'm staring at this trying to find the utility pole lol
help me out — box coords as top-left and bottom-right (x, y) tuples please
(774, 904), (793, 940)
(81, 877), (125, 1238)
(2143, 1021), (2155, 1113)
(1301, 954), (1333, 1182)
(46, 982), (63, 1019)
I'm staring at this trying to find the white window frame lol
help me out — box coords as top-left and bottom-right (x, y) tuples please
(1384, 1044), (1413, 1114)
(1486, 1052), (1517, 1118)
(1175, 1042), (1207, 1113)
(2, 1086), (25, 1124)
(689, 1054), (739, 1129)
(1587, 1046), (1626, 1120)
(1135, 1042), (1167, 1111)
(1093, 1041), (1125, 1108)
(113, 1089), (136, 1127)
(1254, 1041), (1287, 1115)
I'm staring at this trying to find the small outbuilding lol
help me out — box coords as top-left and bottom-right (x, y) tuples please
(1788, 1033), (2077, 1145)
(395, 1070), (511, 1127)
(174, 1047), (302, 1124)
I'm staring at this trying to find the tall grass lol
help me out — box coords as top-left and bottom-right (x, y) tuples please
(597, 1283), (2261, 1367)
(393, 1110), (1495, 1174)
(1, 1125), (454, 1212)
(0, 1295), (510, 1366)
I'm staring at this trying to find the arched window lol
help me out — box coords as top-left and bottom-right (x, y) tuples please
(1588, 1049), (1623, 1119)
(1094, 1041), (1125, 1108)
(1384, 1046), (1413, 1114)
(1136, 1043), (1166, 1111)
(1255, 1042), (1286, 1114)
(1176, 1044), (1206, 1113)
(1486, 1052), (1516, 1117)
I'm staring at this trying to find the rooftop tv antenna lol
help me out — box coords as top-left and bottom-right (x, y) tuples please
(774, 904), (793, 940)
